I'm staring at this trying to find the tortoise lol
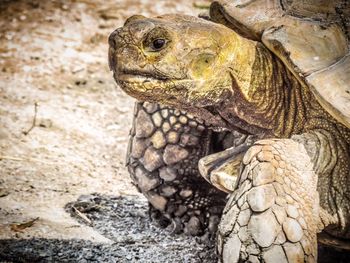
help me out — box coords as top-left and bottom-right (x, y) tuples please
(108, 0), (350, 262)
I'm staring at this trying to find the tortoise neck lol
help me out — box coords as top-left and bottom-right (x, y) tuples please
(219, 43), (313, 137)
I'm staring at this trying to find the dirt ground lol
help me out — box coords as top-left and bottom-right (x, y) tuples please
(0, 0), (216, 262)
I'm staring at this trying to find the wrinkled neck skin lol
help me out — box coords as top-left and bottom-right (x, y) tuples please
(216, 41), (334, 138)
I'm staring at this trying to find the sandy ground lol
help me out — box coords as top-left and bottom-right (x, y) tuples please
(0, 0), (215, 262)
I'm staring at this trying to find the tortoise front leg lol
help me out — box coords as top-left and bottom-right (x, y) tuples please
(127, 101), (227, 236)
(217, 137), (337, 263)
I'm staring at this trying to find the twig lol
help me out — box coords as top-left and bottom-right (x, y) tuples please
(23, 102), (38, 135)
(10, 217), (39, 232)
(72, 206), (92, 226)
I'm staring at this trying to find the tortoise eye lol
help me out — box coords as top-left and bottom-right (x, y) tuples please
(151, 38), (166, 51)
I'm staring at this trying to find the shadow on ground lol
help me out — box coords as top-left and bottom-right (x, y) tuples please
(0, 194), (216, 263)
(1, 194), (349, 263)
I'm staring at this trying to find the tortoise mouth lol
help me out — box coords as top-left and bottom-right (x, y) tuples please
(117, 73), (174, 83)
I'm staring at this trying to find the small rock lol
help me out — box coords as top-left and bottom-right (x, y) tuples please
(188, 120), (198, 127)
(257, 150), (274, 162)
(169, 116), (177, 125)
(39, 118), (53, 128)
(174, 109), (181, 116)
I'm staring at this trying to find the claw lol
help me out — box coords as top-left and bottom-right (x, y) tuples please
(198, 144), (248, 193)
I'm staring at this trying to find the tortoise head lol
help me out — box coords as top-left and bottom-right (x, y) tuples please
(108, 14), (257, 110)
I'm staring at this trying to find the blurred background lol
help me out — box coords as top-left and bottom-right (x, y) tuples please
(0, 0), (216, 262)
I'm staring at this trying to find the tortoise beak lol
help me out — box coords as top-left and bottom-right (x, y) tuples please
(108, 29), (122, 71)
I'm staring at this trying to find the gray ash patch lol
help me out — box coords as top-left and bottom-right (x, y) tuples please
(0, 194), (216, 263)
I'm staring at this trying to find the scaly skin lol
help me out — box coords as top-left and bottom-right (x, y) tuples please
(127, 101), (227, 237)
(128, 101), (257, 237)
(217, 136), (341, 262)
(109, 14), (350, 262)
